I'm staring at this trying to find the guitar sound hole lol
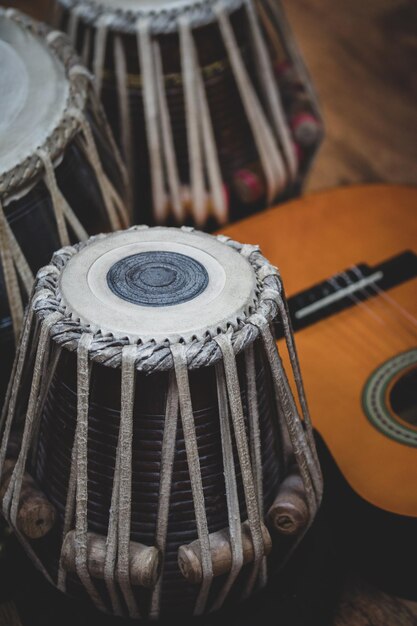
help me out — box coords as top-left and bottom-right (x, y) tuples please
(389, 366), (417, 427)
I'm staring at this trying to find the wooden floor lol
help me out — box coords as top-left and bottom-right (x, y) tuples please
(2, 0), (417, 192)
(1, 1), (417, 624)
(281, 0), (417, 192)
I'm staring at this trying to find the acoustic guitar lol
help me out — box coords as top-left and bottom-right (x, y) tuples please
(222, 184), (417, 600)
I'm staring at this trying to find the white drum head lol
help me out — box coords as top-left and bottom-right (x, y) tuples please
(60, 227), (257, 343)
(0, 14), (69, 177)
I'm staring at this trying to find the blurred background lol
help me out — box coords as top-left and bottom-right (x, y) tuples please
(3, 0), (417, 193)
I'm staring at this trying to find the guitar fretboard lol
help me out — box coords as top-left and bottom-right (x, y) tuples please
(278, 250), (417, 335)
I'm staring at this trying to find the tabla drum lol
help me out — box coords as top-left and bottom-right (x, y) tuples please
(0, 225), (322, 620)
(0, 8), (130, 405)
(51, 0), (323, 228)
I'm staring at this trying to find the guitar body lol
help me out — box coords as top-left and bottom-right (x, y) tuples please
(222, 184), (417, 598)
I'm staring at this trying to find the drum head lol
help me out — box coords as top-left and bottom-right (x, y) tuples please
(0, 14), (69, 177)
(60, 227), (257, 342)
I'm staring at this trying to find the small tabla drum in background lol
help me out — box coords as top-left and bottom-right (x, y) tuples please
(0, 225), (322, 621)
(0, 8), (130, 405)
(51, 0), (323, 228)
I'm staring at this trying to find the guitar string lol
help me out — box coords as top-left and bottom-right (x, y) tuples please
(337, 272), (417, 344)
(328, 276), (414, 352)
(288, 269), (414, 369)
(306, 276), (412, 366)
(343, 267), (417, 340)
(296, 280), (407, 368)
(298, 265), (416, 345)
(328, 268), (416, 340)
(339, 306), (410, 363)
(357, 285), (417, 343)
(310, 308), (407, 370)
(351, 266), (417, 332)
(307, 317), (414, 437)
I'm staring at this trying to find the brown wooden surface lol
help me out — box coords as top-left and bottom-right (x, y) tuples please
(281, 0), (417, 192)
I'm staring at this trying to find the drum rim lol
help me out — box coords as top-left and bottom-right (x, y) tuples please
(55, 0), (245, 34)
(59, 226), (258, 343)
(31, 225), (283, 372)
(0, 8), (91, 204)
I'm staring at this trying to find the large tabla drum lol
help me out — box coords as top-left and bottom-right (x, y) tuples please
(0, 8), (129, 405)
(0, 225), (322, 620)
(51, 0), (323, 227)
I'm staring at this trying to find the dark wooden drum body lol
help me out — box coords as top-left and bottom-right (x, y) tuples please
(0, 226), (322, 620)
(0, 9), (129, 404)
(36, 341), (280, 616)
(52, 0), (323, 228)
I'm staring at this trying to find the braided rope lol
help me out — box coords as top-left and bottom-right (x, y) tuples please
(0, 201), (23, 339)
(137, 19), (168, 224)
(73, 333), (107, 611)
(244, 343), (268, 591)
(212, 361), (244, 610)
(149, 373), (179, 618)
(116, 345), (141, 617)
(55, 0), (244, 34)
(179, 17), (207, 226)
(30, 227), (282, 372)
(214, 334), (265, 577)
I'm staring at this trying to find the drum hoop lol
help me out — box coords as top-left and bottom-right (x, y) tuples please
(0, 9), (91, 203)
(57, 0), (245, 34)
(32, 226), (282, 372)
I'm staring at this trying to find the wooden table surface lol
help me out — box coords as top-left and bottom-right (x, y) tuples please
(281, 0), (417, 193)
(1, 0), (416, 624)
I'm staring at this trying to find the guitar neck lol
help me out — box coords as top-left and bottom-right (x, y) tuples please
(278, 250), (417, 336)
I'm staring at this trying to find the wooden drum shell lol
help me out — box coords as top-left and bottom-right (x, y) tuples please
(34, 339), (283, 616)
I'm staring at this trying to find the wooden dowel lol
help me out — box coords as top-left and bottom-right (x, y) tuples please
(61, 530), (161, 589)
(178, 520), (272, 584)
(0, 459), (56, 540)
(267, 470), (309, 536)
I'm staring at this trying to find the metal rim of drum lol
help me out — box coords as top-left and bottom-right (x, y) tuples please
(59, 227), (258, 343)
